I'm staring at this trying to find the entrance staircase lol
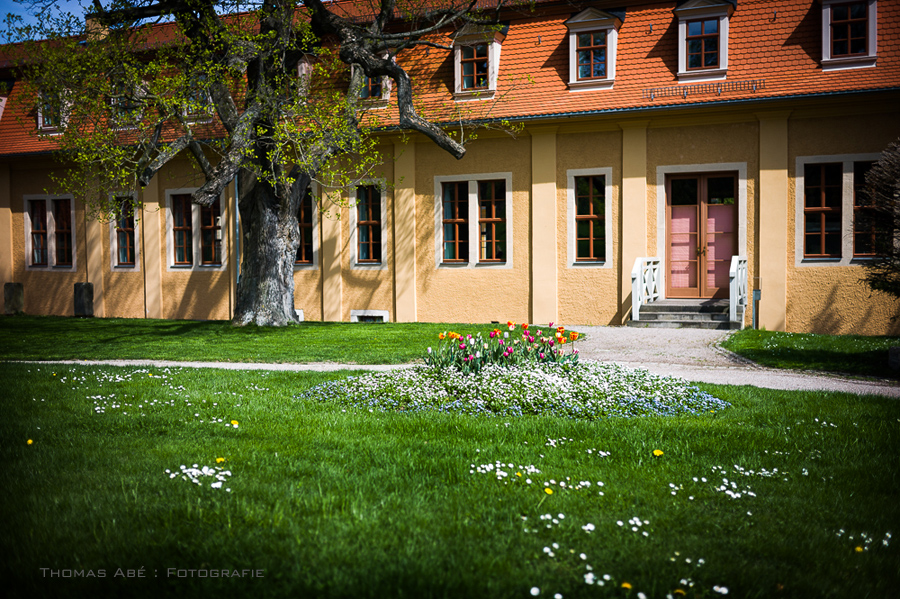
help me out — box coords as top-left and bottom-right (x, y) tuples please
(626, 299), (741, 330)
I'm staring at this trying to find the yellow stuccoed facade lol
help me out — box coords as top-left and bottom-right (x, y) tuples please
(2, 95), (899, 334)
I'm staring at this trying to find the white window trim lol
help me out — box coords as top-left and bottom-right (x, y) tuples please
(433, 172), (514, 270)
(674, 0), (733, 83)
(351, 64), (392, 107)
(164, 188), (227, 272)
(37, 92), (69, 134)
(820, 0), (878, 71)
(565, 9), (621, 92)
(294, 182), (320, 271)
(108, 192), (141, 271)
(349, 179), (388, 270)
(298, 55), (314, 96)
(794, 153), (881, 267)
(566, 168), (614, 268)
(452, 25), (506, 101)
(655, 162), (749, 296)
(350, 309), (391, 322)
(23, 194), (77, 270)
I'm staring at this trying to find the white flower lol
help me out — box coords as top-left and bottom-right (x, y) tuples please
(584, 572), (595, 585)
(530, 587), (540, 596)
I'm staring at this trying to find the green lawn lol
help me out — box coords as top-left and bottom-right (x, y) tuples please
(2, 362), (897, 598)
(0, 315), (507, 364)
(723, 329), (900, 379)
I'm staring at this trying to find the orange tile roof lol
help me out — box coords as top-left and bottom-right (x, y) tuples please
(1, 0), (899, 158)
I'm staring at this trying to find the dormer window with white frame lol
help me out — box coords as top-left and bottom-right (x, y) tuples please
(351, 63), (391, 107)
(565, 8), (623, 91)
(820, 0), (877, 71)
(184, 77), (213, 123)
(37, 90), (67, 133)
(297, 54), (314, 95)
(452, 23), (507, 101)
(674, 0), (734, 83)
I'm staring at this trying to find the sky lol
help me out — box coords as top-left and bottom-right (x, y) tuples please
(1, 0), (91, 42)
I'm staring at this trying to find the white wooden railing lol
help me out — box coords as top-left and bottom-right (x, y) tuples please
(729, 255), (748, 325)
(631, 257), (661, 322)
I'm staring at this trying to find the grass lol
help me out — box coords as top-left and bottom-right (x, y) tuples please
(723, 329), (900, 379)
(2, 362), (898, 598)
(0, 315), (507, 364)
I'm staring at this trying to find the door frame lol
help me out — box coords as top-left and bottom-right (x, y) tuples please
(655, 162), (748, 299)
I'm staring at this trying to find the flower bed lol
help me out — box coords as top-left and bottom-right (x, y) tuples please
(298, 362), (729, 420)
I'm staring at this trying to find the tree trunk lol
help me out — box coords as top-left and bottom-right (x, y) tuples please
(232, 174), (300, 326)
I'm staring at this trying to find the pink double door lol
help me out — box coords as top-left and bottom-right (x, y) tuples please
(666, 174), (738, 299)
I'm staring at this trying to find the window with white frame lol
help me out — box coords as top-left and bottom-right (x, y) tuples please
(820, 0), (878, 71)
(166, 191), (226, 270)
(795, 154), (881, 266)
(24, 195), (76, 269)
(452, 23), (507, 100)
(110, 195), (139, 269)
(184, 76), (213, 123)
(673, 0), (733, 82)
(351, 65), (391, 106)
(564, 8), (623, 91)
(297, 55), (314, 95)
(295, 185), (319, 269)
(349, 182), (387, 269)
(434, 173), (513, 268)
(109, 82), (142, 130)
(37, 90), (67, 132)
(567, 168), (613, 266)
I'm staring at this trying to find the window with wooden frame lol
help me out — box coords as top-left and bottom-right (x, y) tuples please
(564, 8), (621, 91)
(576, 31), (608, 80)
(296, 187), (314, 265)
(360, 75), (383, 99)
(674, 0), (732, 81)
(686, 18), (719, 70)
(803, 163), (843, 258)
(356, 185), (381, 263)
(478, 179), (506, 262)
(172, 194), (194, 265)
(37, 91), (65, 132)
(53, 198), (73, 267)
(113, 197), (136, 267)
(574, 176), (605, 262)
(460, 44), (489, 90)
(29, 200), (48, 266)
(820, 0), (877, 70)
(441, 181), (469, 263)
(199, 200), (222, 266)
(853, 161), (877, 257)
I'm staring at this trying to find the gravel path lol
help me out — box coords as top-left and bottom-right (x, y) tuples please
(13, 326), (898, 398)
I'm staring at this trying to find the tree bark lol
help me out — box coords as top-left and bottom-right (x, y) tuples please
(232, 172), (302, 326)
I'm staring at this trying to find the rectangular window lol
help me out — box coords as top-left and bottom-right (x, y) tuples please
(114, 198), (136, 267)
(53, 198), (73, 267)
(356, 185), (381, 263)
(853, 161), (877, 257)
(441, 182), (469, 262)
(172, 194), (193, 265)
(461, 44), (489, 90)
(803, 163), (843, 258)
(296, 187), (314, 264)
(360, 75), (382, 99)
(478, 180), (506, 262)
(199, 200), (222, 266)
(576, 31), (607, 80)
(29, 200), (48, 266)
(831, 1), (868, 57)
(574, 176), (605, 261)
(686, 19), (719, 70)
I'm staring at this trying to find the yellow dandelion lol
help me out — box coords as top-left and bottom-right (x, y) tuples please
(545, 488), (553, 495)
(516, 472), (522, 477)
(231, 420), (239, 426)
(653, 449), (664, 457)
(674, 590), (686, 596)
(621, 582), (632, 590)
(216, 457), (225, 463)
(27, 439), (33, 445)
(855, 546), (864, 553)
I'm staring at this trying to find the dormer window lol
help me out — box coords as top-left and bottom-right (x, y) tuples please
(674, 0), (734, 82)
(820, 0), (877, 71)
(351, 65), (391, 107)
(109, 83), (142, 129)
(184, 77), (213, 123)
(37, 91), (66, 132)
(297, 55), (314, 95)
(565, 8), (623, 91)
(452, 23), (507, 100)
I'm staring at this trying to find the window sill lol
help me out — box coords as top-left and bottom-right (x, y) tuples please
(359, 98), (389, 109)
(453, 90), (496, 102)
(352, 262), (386, 271)
(677, 68), (727, 83)
(822, 56), (877, 72)
(568, 79), (614, 92)
(293, 262), (318, 271)
(439, 261), (470, 267)
(571, 260), (608, 267)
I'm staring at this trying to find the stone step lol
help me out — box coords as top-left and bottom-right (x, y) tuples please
(639, 311), (730, 322)
(640, 302), (729, 314)
(626, 319), (742, 330)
